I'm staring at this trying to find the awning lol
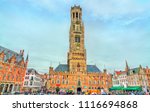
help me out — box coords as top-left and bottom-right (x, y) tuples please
(56, 84), (60, 87)
(109, 86), (123, 91)
(123, 86), (142, 91)
(109, 86), (142, 91)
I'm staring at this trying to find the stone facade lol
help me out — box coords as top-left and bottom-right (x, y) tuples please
(47, 6), (112, 94)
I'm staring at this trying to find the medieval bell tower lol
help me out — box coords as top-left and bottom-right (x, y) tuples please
(68, 5), (87, 73)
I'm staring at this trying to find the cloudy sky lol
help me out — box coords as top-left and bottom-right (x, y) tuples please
(0, 0), (150, 73)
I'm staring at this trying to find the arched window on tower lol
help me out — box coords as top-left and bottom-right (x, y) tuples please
(75, 36), (80, 43)
(73, 12), (75, 19)
(76, 12), (78, 19)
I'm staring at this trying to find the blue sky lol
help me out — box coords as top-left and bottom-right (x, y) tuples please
(0, 0), (150, 73)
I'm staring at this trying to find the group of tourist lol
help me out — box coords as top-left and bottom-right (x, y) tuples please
(22, 90), (150, 95)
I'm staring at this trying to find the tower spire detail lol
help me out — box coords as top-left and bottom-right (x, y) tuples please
(125, 60), (129, 72)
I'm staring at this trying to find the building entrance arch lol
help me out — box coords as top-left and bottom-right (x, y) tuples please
(77, 87), (82, 94)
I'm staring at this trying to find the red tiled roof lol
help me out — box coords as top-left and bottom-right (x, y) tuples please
(115, 71), (126, 75)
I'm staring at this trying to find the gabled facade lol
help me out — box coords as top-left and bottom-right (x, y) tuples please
(23, 69), (43, 92)
(112, 61), (149, 91)
(127, 66), (148, 87)
(0, 46), (28, 94)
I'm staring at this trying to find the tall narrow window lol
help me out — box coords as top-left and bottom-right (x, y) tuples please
(78, 80), (81, 86)
(76, 12), (78, 18)
(57, 80), (60, 84)
(73, 13), (75, 19)
(62, 80), (65, 84)
(75, 36), (80, 43)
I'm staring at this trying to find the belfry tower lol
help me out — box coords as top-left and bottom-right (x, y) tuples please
(68, 5), (87, 72)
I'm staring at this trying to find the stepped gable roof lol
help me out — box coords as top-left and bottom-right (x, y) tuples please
(0, 45), (24, 62)
(55, 64), (101, 73)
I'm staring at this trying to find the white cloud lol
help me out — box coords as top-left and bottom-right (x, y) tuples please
(82, 0), (150, 19)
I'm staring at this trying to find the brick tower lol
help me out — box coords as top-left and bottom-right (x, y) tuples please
(68, 5), (87, 73)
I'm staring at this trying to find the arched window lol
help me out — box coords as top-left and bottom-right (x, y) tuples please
(76, 12), (78, 18)
(62, 80), (65, 84)
(73, 12), (75, 18)
(75, 36), (80, 43)
(52, 80), (54, 84)
(78, 80), (81, 86)
(57, 80), (60, 84)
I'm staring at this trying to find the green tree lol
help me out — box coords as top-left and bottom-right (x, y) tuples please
(56, 87), (60, 94)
